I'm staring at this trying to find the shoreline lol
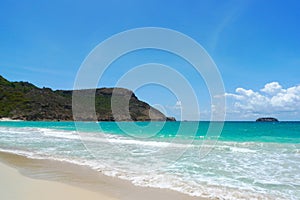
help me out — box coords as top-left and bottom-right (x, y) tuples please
(0, 117), (23, 121)
(0, 157), (116, 200)
(0, 151), (206, 200)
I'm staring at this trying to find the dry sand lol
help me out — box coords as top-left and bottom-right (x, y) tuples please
(0, 117), (23, 121)
(0, 162), (116, 200)
(0, 152), (206, 200)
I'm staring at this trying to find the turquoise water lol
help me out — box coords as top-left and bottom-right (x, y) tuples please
(0, 121), (299, 199)
(1, 121), (299, 143)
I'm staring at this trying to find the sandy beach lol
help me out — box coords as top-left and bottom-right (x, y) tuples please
(0, 117), (23, 121)
(0, 161), (116, 200)
(0, 152), (205, 200)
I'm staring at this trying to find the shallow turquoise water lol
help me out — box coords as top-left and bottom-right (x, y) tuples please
(1, 121), (299, 143)
(0, 121), (299, 199)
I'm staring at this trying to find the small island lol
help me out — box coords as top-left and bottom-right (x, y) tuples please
(256, 117), (279, 122)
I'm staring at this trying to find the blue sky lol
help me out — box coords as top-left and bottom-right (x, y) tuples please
(1, 0), (300, 120)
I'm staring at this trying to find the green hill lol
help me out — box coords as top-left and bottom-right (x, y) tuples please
(0, 75), (175, 121)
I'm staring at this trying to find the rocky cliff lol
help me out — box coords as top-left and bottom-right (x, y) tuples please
(0, 75), (175, 121)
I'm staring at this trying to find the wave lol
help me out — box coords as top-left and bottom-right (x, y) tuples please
(0, 148), (277, 200)
(0, 126), (298, 199)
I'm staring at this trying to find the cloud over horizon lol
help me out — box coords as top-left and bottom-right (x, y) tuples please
(226, 82), (300, 120)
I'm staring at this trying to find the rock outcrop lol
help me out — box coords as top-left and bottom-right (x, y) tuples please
(256, 117), (279, 122)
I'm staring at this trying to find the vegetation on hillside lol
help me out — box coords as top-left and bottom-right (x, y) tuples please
(0, 75), (175, 121)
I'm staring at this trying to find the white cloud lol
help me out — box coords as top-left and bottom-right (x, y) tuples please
(226, 82), (300, 119)
(165, 101), (182, 120)
(260, 82), (283, 95)
(174, 101), (182, 110)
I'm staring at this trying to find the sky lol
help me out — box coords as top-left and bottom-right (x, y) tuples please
(0, 0), (300, 121)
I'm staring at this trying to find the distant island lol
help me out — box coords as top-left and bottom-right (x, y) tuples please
(256, 117), (279, 122)
(0, 75), (175, 121)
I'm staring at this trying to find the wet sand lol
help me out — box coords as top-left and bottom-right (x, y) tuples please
(0, 152), (205, 200)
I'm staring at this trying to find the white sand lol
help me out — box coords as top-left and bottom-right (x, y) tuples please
(0, 117), (23, 121)
(0, 152), (205, 200)
(0, 162), (116, 200)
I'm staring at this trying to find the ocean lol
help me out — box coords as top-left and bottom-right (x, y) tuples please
(0, 121), (299, 199)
